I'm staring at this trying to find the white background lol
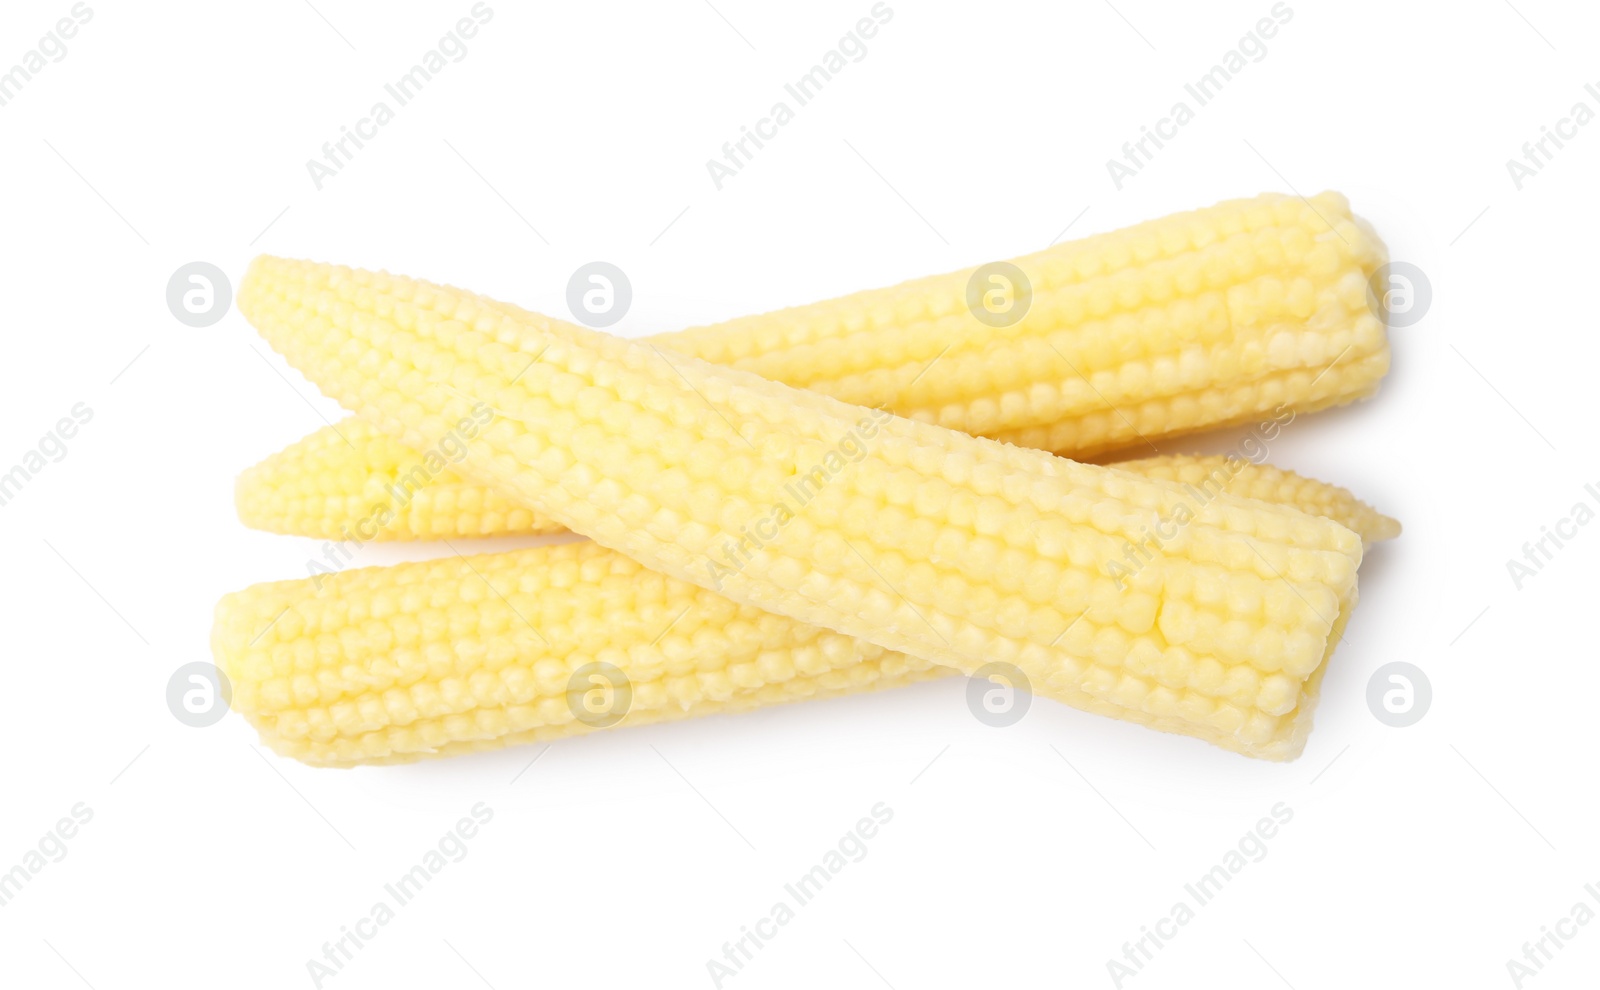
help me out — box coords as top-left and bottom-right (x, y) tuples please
(1, 0), (1595, 987)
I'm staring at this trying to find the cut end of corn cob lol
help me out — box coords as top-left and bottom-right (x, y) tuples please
(236, 248), (1367, 763)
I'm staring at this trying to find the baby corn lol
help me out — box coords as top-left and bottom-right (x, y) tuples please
(237, 189), (1390, 541)
(217, 466), (1395, 766)
(214, 543), (946, 766)
(236, 254), (1366, 759)
(239, 424), (1399, 546)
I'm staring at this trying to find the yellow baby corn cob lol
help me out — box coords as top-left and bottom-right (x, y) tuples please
(245, 189), (1388, 525)
(237, 417), (568, 540)
(238, 189), (1390, 542)
(214, 542), (948, 766)
(217, 467), (1395, 766)
(237, 255), (1366, 760)
(238, 421), (1399, 545)
(657, 192), (1389, 456)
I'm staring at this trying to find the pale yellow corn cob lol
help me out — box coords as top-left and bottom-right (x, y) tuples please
(657, 192), (1389, 456)
(237, 417), (567, 540)
(240, 189), (1389, 533)
(233, 415), (563, 543)
(236, 254), (1366, 760)
(214, 543), (948, 766)
(217, 465), (1393, 767)
(238, 422), (1400, 546)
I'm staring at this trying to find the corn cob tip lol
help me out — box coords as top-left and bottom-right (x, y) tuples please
(1367, 513), (1402, 542)
(1106, 454), (1400, 547)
